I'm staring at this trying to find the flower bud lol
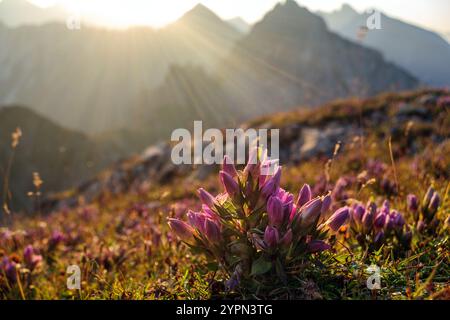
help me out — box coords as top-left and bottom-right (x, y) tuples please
(187, 210), (206, 233)
(423, 187), (435, 208)
(297, 184), (312, 207)
(352, 204), (365, 223)
(220, 171), (239, 196)
(24, 245), (42, 269)
(393, 211), (405, 229)
(204, 219), (221, 243)
(168, 218), (194, 241)
(374, 212), (386, 229)
(300, 198), (323, 227)
(197, 188), (216, 209)
(362, 202), (376, 231)
(267, 196), (284, 227)
(260, 167), (281, 199)
(428, 192), (440, 213)
(327, 207), (350, 232)
(264, 226), (279, 249)
(223, 155), (238, 178)
(416, 220), (426, 233)
(406, 194), (418, 212)
(321, 194), (332, 215)
(381, 200), (390, 214)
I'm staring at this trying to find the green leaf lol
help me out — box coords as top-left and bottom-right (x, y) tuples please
(251, 256), (272, 276)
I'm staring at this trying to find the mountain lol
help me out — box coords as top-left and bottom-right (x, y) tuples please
(132, 64), (239, 150)
(227, 17), (251, 33)
(320, 4), (450, 86)
(442, 32), (450, 44)
(0, 4), (242, 134)
(216, 0), (418, 117)
(0, 0), (67, 26)
(0, 105), (124, 214)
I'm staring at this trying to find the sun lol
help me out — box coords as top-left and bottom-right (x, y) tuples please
(28, 0), (200, 28)
(82, 1), (181, 28)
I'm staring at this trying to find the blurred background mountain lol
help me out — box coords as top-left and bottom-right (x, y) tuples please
(319, 4), (450, 87)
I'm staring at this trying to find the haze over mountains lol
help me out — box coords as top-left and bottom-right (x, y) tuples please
(0, 0), (67, 27)
(0, 3), (242, 133)
(320, 4), (450, 87)
(1, 0), (446, 213)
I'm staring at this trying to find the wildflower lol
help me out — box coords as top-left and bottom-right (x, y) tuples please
(169, 152), (346, 290)
(428, 192), (440, 214)
(352, 204), (365, 223)
(299, 198), (323, 227)
(222, 155), (238, 178)
(168, 218), (194, 241)
(219, 171), (239, 196)
(297, 184), (312, 207)
(264, 226), (279, 249)
(406, 194), (419, 212)
(197, 188), (216, 209)
(321, 194), (332, 215)
(267, 196), (284, 228)
(326, 207), (350, 232)
(204, 219), (221, 243)
(260, 167), (282, 199)
(23, 245), (42, 270)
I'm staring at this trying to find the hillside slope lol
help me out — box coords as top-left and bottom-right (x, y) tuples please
(0, 106), (123, 214)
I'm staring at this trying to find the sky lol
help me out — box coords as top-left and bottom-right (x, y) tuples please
(15, 0), (450, 33)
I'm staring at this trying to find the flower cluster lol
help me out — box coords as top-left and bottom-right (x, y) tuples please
(168, 151), (349, 290)
(407, 186), (442, 233)
(348, 200), (411, 253)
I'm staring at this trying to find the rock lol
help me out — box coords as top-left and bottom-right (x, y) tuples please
(290, 125), (349, 162)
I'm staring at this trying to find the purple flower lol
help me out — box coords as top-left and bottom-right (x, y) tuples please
(299, 198), (323, 226)
(1, 257), (17, 283)
(204, 219), (221, 243)
(49, 231), (65, 248)
(297, 184), (312, 207)
(260, 167), (281, 199)
(168, 218), (194, 241)
(321, 194), (332, 214)
(392, 211), (405, 229)
(307, 240), (331, 253)
(362, 202), (376, 231)
(223, 155), (238, 178)
(187, 210), (207, 233)
(267, 196), (284, 227)
(264, 226), (279, 249)
(197, 188), (216, 209)
(374, 212), (387, 229)
(327, 207), (350, 232)
(352, 204), (365, 223)
(428, 192), (440, 213)
(407, 194), (419, 212)
(423, 187), (435, 207)
(24, 245), (42, 270)
(220, 171), (239, 196)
